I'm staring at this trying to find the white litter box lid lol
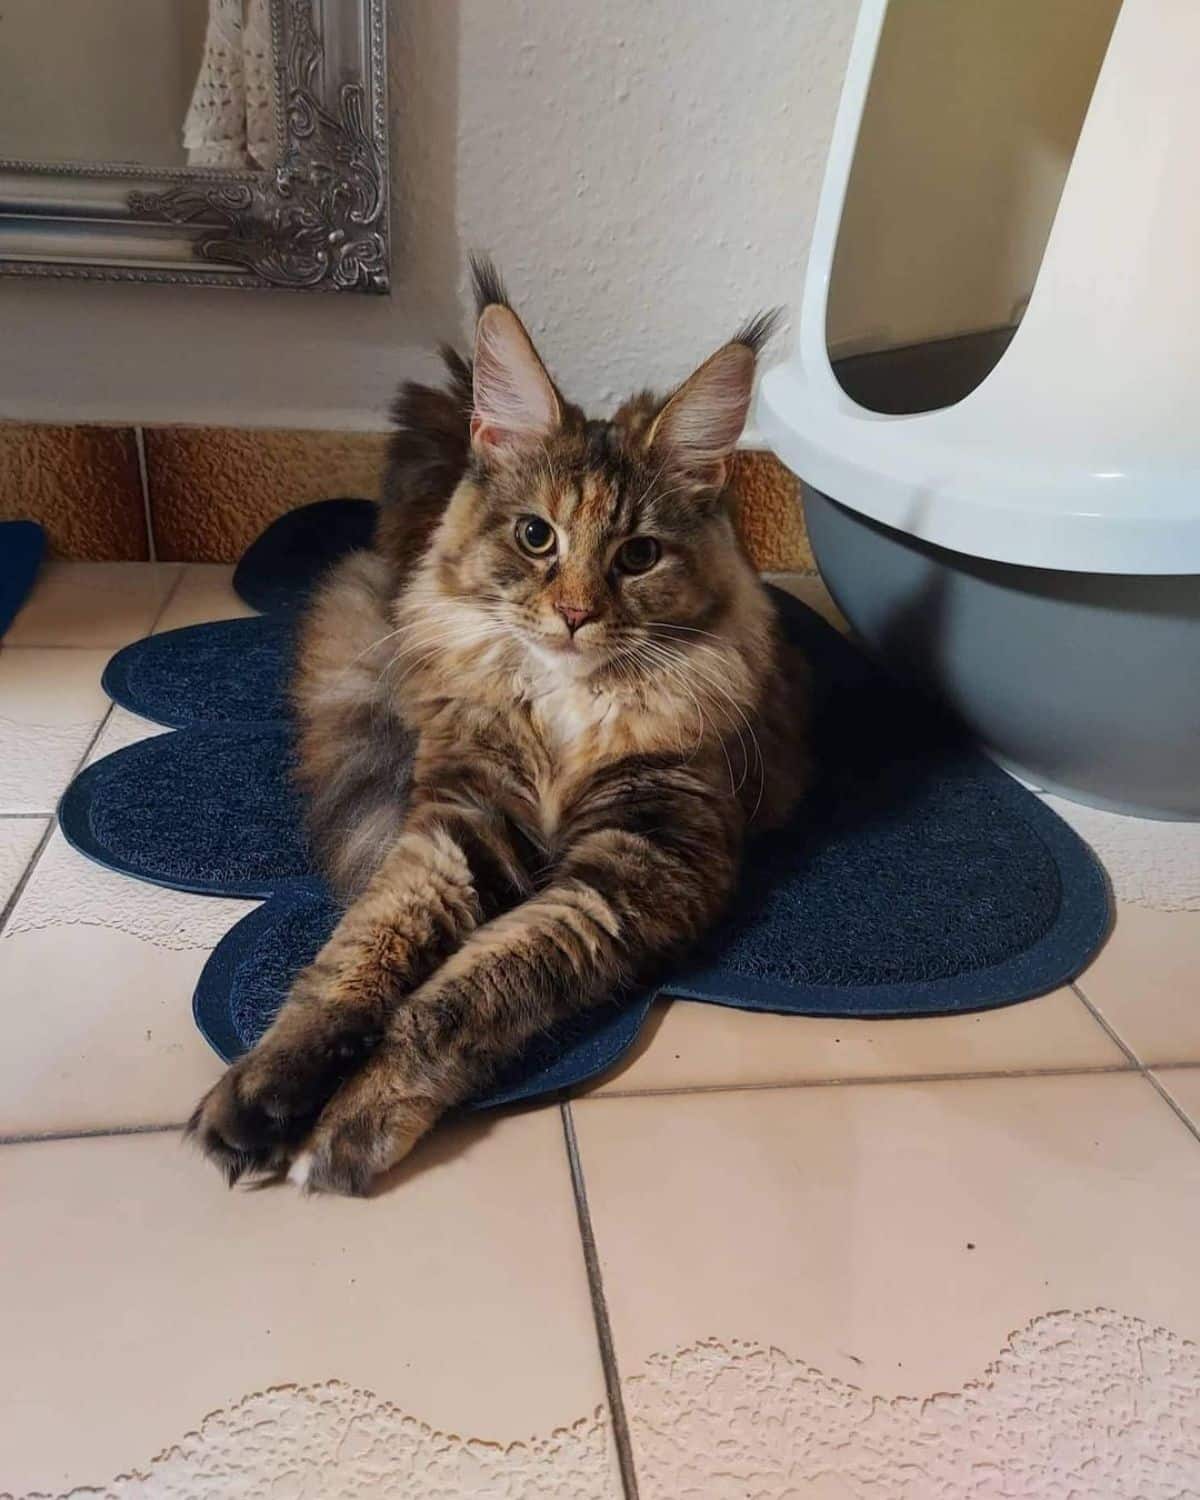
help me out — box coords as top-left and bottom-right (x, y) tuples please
(757, 0), (1200, 576)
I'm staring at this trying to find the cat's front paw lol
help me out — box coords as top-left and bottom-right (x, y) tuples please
(285, 1043), (445, 1196)
(188, 1018), (384, 1185)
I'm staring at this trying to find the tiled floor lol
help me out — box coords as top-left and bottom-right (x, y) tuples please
(2, 562), (1199, 1498)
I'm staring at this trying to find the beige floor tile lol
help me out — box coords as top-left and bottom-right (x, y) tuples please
(0, 648), (111, 813)
(588, 986), (1126, 1095)
(0, 1118), (618, 1499)
(1042, 795), (1200, 911)
(83, 704), (167, 764)
(1074, 903), (1200, 1064)
(0, 818), (47, 911)
(2, 561), (180, 647)
(154, 563), (258, 632)
(1153, 1067), (1200, 1133)
(573, 1073), (1200, 1494)
(764, 568), (850, 632)
(0, 830), (248, 1134)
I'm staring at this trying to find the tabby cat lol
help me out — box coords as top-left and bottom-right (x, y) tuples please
(190, 261), (809, 1194)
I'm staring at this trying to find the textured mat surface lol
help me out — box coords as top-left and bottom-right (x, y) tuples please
(0, 519), (46, 637)
(59, 502), (1112, 1106)
(104, 616), (296, 728)
(61, 724), (306, 897)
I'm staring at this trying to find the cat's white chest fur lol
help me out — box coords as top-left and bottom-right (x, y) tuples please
(529, 676), (621, 754)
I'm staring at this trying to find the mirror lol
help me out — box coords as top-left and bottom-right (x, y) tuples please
(0, 2), (215, 170)
(0, 0), (389, 291)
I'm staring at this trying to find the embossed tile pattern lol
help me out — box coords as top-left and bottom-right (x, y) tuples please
(0, 818), (47, 912)
(1043, 795), (1200, 912)
(573, 1072), (1200, 1476)
(0, 831), (247, 1135)
(616, 1308), (1200, 1499)
(83, 705), (167, 765)
(0, 648), (112, 813)
(0, 1120), (619, 1498)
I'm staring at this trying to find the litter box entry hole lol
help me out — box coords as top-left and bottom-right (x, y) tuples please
(826, 0), (1124, 415)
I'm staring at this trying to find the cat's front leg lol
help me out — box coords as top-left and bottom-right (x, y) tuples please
(189, 803), (530, 1183)
(289, 799), (740, 1195)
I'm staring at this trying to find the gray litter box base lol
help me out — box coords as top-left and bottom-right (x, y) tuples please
(804, 489), (1200, 822)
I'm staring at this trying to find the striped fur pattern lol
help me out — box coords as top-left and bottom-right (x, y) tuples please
(190, 261), (809, 1194)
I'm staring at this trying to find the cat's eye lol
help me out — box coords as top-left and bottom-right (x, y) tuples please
(615, 536), (661, 574)
(515, 515), (557, 557)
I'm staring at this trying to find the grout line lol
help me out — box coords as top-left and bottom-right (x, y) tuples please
(0, 814), (59, 935)
(1142, 1071), (1200, 1146)
(1070, 981), (1143, 1068)
(0, 1120), (186, 1147)
(588, 1061), (1136, 1102)
(1068, 983), (1200, 1141)
(0, 569), (184, 941)
(148, 563), (186, 636)
(560, 1103), (641, 1500)
(0, 812), (54, 819)
(134, 426), (157, 562)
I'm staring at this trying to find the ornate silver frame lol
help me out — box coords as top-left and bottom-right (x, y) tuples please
(0, 0), (389, 292)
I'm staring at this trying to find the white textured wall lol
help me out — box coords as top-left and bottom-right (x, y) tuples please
(0, 0), (856, 431)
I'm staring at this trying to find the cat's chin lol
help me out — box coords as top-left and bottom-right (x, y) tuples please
(524, 634), (605, 681)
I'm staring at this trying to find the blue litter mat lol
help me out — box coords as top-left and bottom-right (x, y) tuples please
(0, 519), (46, 637)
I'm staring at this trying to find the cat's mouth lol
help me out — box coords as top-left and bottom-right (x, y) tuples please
(523, 628), (611, 678)
(546, 634), (583, 655)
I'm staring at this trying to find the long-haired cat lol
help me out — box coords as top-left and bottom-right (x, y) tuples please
(190, 261), (809, 1194)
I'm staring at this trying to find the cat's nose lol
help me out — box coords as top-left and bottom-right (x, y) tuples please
(556, 602), (595, 634)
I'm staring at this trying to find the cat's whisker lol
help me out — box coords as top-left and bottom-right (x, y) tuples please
(377, 619), (505, 685)
(619, 640), (712, 770)
(649, 621), (733, 646)
(635, 641), (742, 789)
(383, 625), (502, 686)
(633, 636), (764, 804)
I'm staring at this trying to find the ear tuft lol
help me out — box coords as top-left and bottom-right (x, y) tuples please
(732, 307), (784, 360)
(469, 253), (511, 318)
(471, 303), (562, 455)
(648, 312), (779, 484)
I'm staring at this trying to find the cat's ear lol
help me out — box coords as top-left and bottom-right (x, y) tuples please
(470, 303), (562, 455)
(647, 311), (781, 486)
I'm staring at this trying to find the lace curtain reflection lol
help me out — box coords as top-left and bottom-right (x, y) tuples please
(183, 0), (278, 169)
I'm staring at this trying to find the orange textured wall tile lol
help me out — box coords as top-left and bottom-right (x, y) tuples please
(727, 451), (814, 573)
(0, 424), (147, 560)
(145, 427), (391, 562)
